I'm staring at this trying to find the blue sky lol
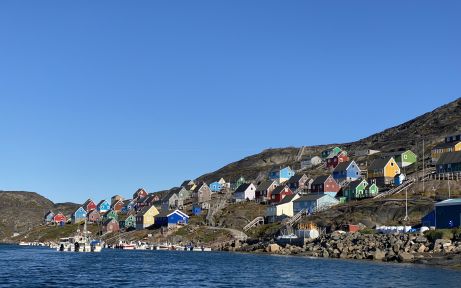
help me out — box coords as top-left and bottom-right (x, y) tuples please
(0, 1), (460, 203)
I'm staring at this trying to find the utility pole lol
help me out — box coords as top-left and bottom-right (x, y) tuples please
(448, 178), (451, 199)
(422, 139), (425, 194)
(404, 187), (409, 221)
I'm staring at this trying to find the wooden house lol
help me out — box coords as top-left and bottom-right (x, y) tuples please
(96, 200), (111, 213)
(53, 213), (67, 225)
(161, 190), (183, 210)
(286, 174), (309, 191)
(111, 199), (124, 212)
(266, 193), (300, 222)
(435, 198), (461, 229)
(383, 149), (417, 168)
(232, 176), (246, 190)
(71, 207), (87, 224)
(180, 180), (197, 191)
(103, 219), (120, 233)
(103, 210), (118, 221)
(155, 210), (189, 228)
(436, 151), (461, 174)
(209, 181), (223, 192)
(255, 180), (278, 203)
(233, 183), (256, 202)
(87, 210), (101, 223)
(192, 182), (212, 204)
(368, 157), (400, 186)
(136, 206), (159, 230)
(137, 193), (161, 209)
(343, 179), (368, 201)
(326, 151), (349, 169)
(332, 160), (361, 182)
(269, 167), (295, 183)
(431, 141), (461, 163)
(82, 199), (96, 213)
(270, 185), (293, 203)
(293, 194), (339, 214)
(44, 211), (55, 224)
(168, 187), (191, 202)
(311, 175), (341, 197)
(133, 188), (148, 200)
(111, 195), (124, 206)
(121, 199), (136, 214)
(119, 214), (136, 230)
(321, 147), (342, 159)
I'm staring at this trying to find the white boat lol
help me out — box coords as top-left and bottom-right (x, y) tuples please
(57, 220), (103, 253)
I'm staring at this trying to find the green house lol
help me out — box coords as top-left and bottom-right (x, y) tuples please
(103, 210), (118, 221)
(344, 179), (368, 200)
(232, 176), (246, 190)
(321, 146), (343, 159)
(365, 183), (379, 198)
(384, 149), (417, 168)
(120, 214), (136, 230)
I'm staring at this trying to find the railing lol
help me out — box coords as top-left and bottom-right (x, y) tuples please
(243, 216), (265, 232)
(286, 209), (306, 226)
(373, 178), (416, 199)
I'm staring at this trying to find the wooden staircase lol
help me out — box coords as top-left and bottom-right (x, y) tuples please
(373, 178), (416, 199)
(243, 216), (264, 232)
(286, 209), (306, 226)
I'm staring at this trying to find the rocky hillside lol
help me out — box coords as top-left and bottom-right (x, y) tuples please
(198, 97), (461, 183)
(0, 191), (79, 241)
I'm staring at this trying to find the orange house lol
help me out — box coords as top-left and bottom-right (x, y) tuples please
(368, 157), (400, 186)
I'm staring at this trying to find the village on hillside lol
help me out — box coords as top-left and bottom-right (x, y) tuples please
(43, 133), (461, 243)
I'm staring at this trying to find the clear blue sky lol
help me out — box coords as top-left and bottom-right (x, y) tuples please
(0, 1), (460, 203)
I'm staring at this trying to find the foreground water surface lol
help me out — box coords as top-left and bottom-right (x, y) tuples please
(0, 244), (460, 287)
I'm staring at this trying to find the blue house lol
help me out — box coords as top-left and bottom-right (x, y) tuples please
(97, 200), (111, 213)
(155, 210), (189, 227)
(71, 207), (87, 224)
(269, 167), (295, 183)
(435, 198), (461, 229)
(209, 181), (223, 192)
(421, 211), (435, 227)
(44, 210), (55, 224)
(293, 194), (339, 214)
(332, 160), (361, 182)
(121, 199), (136, 214)
(192, 204), (202, 216)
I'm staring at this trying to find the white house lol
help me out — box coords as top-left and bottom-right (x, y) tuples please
(301, 156), (322, 170)
(265, 193), (300, 222)
(234, 183), (256, 202)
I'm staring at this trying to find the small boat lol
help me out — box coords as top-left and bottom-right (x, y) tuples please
(57, 220), (103, 253)
(18, 242), (31, 246)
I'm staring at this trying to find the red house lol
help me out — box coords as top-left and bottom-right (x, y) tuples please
(53, 213), (67, 224)
(87, 210), (101, 223)
(270, 185), (293, 203)
(133, 188), (148, 200)
(311, 175), (341, 195)
(112, 199), (124, 212)
(326, 152), (349, 169)
(82, 199), (97, 213)
(103, 219), (120, 233)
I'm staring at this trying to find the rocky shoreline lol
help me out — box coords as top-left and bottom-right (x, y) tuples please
(224, 232), (461, 269)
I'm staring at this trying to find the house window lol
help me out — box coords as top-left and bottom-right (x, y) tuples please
(404, 155), (408, 160)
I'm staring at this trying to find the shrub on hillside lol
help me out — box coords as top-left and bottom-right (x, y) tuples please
(424, 229), (453, 242)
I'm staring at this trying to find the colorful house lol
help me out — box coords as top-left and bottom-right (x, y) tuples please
(192, 203), (202, 216)
(97, 200), (111, 213)
(332, 160), (361, 182)
(87, 210), (101, 223)
(286, 174), (309, 191)
(111, 199), (124, 212)
(103, 219), (120, 233)
(269, 167), (295, 183)
(104, 210), (118, 221)
(111, 195), (124, 206)
(71, 207), (87, 224)
(53, 213), (67, 225)
(209, 181), (223, 192)
(232, 176), (246, 190)
(133, 188), (148, 200)
(136, 206), (159, 230)
(321, 147), (342, 159)
(44, 211), (55, 224)
(366, 183), (379, 198)
(343, 179), (368, 201)
(266, 193), (301, 222)
(82, 199), (97, 213)
(311, 175), (341, 197)
(180, 180), (197, 191)
(368, 157), (401, 186)
(326, 151), (349, 169)
(121, 199), (136, 214)
(119, 215), (136, 230)
(192, 182), (212, 204)
(161, 190), (183, 210)
(155, 210), (189, 228)
(436, 151), (461, 174)
(431, 141), (461, 163)
(136, 193), (161, 209)
(255, 180), (278, 203)
(270, 185), (294, 203)
(293, 194), (339, 214)
(435, 198), (461, 229)
(233, 183), (256, 202)
(383, 149), (417, 168)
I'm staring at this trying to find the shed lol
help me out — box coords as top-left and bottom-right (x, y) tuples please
(435, 198), (461, 229)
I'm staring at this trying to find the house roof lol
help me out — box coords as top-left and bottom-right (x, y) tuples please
(157, 209), (190, 218)
(436, 151), (461, 165)
(347, 179), (367, 190)
(136, 206), (155, 216)
(368, 157), (393, 170)
(103, 218), (117, 226)
(433, 141), (461, 150)
(287, 174), (306, 184)
(271, 185), (290, 195)
(192, 182), (208, 192)
(256, 180), (276, 192)
(180, 180), (192, 187)
(435, 198), (461, 207)
(235, 183), (252, 193)
(293, 194), (326, 202)
(82, 199), (94, 207)
(277, 193), (298, 205)
(312, 175), (330, 185)
(97, 200), (108, 207)
(333, 161), (353, 172)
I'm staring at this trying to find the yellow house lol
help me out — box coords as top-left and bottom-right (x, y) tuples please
(431, 141), (461, 163)
(368, 157), (400, 186)
(265, 193), (300, 222)
(136, 205), (159, 230)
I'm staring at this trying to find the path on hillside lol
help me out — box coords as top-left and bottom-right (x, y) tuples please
(205, 226), (248, 241)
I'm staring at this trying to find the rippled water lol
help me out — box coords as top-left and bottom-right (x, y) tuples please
(0, 244), (460, 287)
